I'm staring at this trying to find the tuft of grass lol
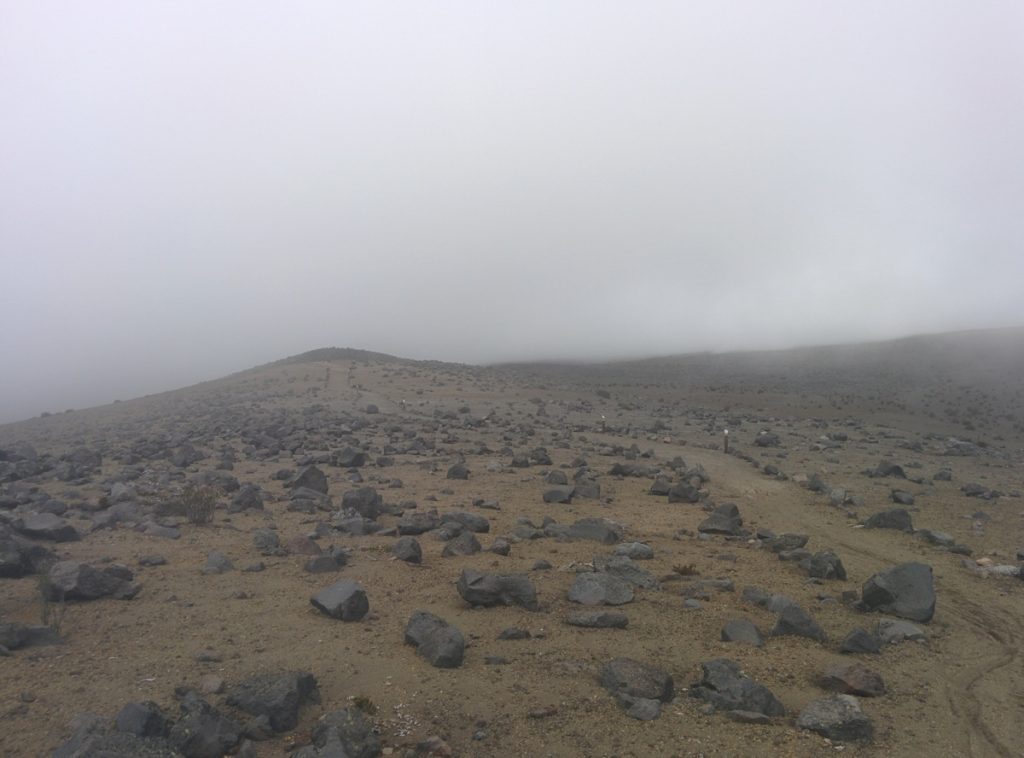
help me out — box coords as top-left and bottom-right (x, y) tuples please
(181, 483), (218, 525)
(38, 576), (68, 635)
(351, 695), (378, 715)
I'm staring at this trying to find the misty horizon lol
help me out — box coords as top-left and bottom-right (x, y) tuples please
(3, 3), (1023, 423)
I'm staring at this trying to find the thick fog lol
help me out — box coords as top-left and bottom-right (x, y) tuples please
(2, 2), (1023, 422)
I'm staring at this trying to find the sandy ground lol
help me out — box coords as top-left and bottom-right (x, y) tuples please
(1, 350), (1022, 757)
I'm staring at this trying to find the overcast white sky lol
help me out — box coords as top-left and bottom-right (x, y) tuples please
(2, 2), (1023, 422)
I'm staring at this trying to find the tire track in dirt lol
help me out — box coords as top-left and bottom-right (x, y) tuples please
(936, 589), (1021, 758)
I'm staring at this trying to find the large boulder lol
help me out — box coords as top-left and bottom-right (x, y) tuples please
(225, 671), (319, 732)
(310, 580), (369, 621)
(404, 611), (465, 668)
(14, 512), (79, 542)
(860, 563), (935, 623)
(689, 659), (785, 716)
(45, 561), (137, 601)
(455, 569), (538, 610)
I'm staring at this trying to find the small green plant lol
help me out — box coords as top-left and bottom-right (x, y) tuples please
(181, 483), (218, 525)
(38, 576), (68, 635)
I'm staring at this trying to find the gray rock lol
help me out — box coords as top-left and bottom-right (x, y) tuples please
(821, 662), (886, 697)
(45, 561), (137, 601)
(599, 657), (674, 702)
(720, 619), (764, 647)
(803, 550), (847, 580)
(14, 512), (79, 542)
(441, 531), (481, 557)
(840, 627), (881, 654)
(796, 694), (873, 742)
(309, 707), (381, 758)
(860, 563), (935, 622)
(771, 605), (827, 642)
(592, 555), (659, 589)
(767, 533), (809, 553)
(115, 700), (170, 737)
(341, 487), (383, 519)
(876, 618), (926, 644)
(397, 511), (439, 535)
(225, 671), (319, 732)
(698, 503), (743, 536)
(252, 528), (283, 556)
(567, 611), (629, 629)
(614, 542), (654, 560)
(290, 466), (328, 495)
(690, 658), (785, 716)
(310, 580), (369, 621)
(456, 569), (538, 610)
(565, 517), (624, 544)
(864, 509), (914, 532)
(201, 551), (233, 575)
(543, 486), (575, 504)
(891, 489), (915, 505)
(667, 482), (700, 503)
(392, 536), (422, 564)
(443, 511), (490, 533)
(623, 696), (662, 720)
(169, 691), (243, 758)
(446, 463), (469, 480)
(568, 572), (634, 606)
(405, 611), (465, 668)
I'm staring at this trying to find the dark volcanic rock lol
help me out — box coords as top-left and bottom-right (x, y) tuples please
(341, 487), (383, 519)
(444, 511), (490, 533)
(446, 463), (469, 480)
(796, 694), (873, 742)
(456, 569), (538, 610)
(14, 512), (79, 542)
(860, 563), (935, 623)
(720, 619), (764, 647)
(169, 691), (243, 758)
(771, 605), (827, 642)
(392, 536), (422, 564)
(307, 707), (381, 758)
(404, 611), (465, 668)
(565, 517), (624, 544)
(803, 550), (847, 580)
(45, 561), (137, 601)
(592, 555), (658, 589)
(864, 509), (914, 532)
(667, 482), (701, 503)
(568, 572), (635, 606)
(115, 700), (171, 738)
(600, 657), (674, 717)
(820, 662), (886, 697)
(289, 466), (328, 495)
(698, 503), (744, 536)
(767, 533), (809, 553)
(441, 531), (481, 557)
(567, 611), (629, 629)
(310, 580), (369, 621)
(840, 627), (882, 654)
(690, 658), (785, 716)
(225, 671), (319, 732)
(543, 486), (575, 504)
(397, 511), (439, 535)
